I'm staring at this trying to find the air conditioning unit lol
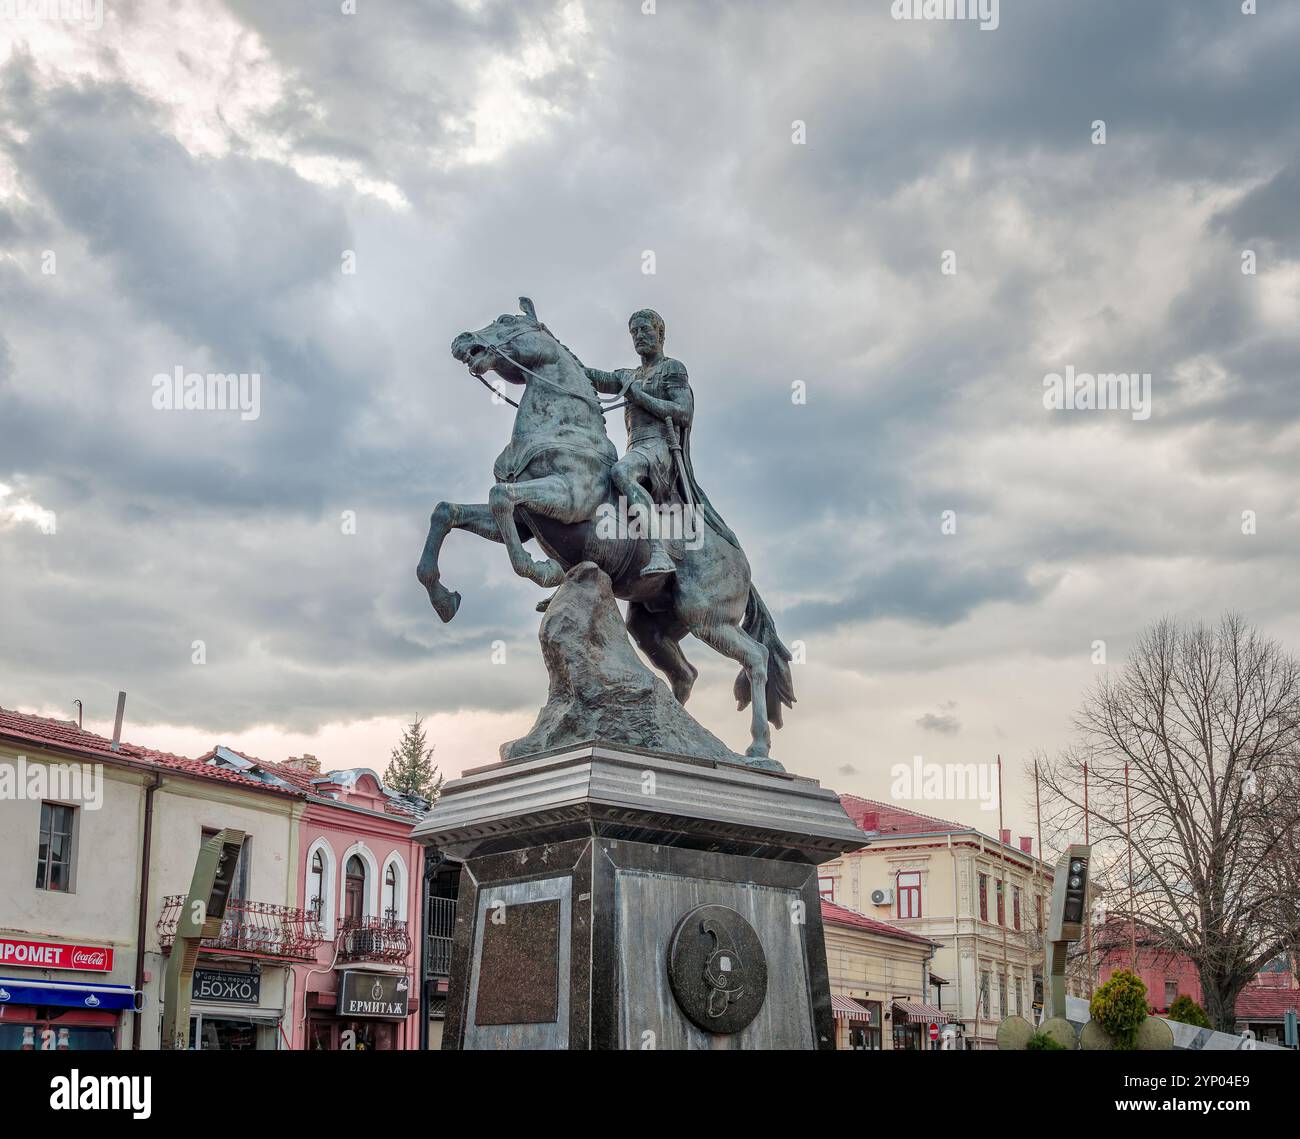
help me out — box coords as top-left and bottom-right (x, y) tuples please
(870, 888), (894, 906)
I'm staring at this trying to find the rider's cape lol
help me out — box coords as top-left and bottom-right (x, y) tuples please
(675, 422), (740, 551)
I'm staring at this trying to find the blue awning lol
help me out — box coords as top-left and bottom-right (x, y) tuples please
(0, 977), (141, 1011)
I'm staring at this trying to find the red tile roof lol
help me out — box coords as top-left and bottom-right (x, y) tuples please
(838, 793), (968, 837)
(1235, 988), (1300, 1020)
(0, 707), (304, 797)
(821, 899), (939, 947)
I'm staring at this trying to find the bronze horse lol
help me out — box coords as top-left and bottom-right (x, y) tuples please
(416, 301), (793, 759)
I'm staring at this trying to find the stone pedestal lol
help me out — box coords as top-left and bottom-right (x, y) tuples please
(412, 742), (865, 1050)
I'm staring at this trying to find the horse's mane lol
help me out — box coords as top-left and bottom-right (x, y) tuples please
(537, 322), (588, 376)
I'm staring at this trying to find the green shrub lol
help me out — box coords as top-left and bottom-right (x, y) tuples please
(1090, 970), (1149, 1050)
(1166, 994), (1211, 1028)
(1025, 1030), (1069, 1050)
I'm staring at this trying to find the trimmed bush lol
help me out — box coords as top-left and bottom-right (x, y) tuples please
(1166, 994), (1211, 1028)
(1025, 1030), (1069, 1050)
(1090, 969), (1149, 1050)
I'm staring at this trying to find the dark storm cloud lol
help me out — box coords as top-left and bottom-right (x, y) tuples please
(917, 704), (961, 736)
(2, 0), (1299, 737)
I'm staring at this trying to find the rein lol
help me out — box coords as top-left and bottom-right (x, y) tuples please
(467, 324), (630, 416)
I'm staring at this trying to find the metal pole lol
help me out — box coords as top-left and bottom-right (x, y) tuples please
(998, 755), (1008, 1024)
(1084, 761), (1093, 996)
(1034, 758), (1045, 1023)
(1126, 763), (1137, 971)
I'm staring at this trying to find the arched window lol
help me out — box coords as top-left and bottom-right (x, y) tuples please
(309, 848), (326, 921)
(384, 863), (399, 923)
(344, 855), (366, 925)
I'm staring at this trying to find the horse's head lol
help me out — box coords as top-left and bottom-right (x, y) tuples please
(450, 298), (558, 383)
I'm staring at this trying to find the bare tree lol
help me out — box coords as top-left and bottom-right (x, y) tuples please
(1034, 614), (1300, 1032)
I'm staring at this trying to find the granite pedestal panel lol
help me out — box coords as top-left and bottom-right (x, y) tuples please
(412, 742), (866, 1050)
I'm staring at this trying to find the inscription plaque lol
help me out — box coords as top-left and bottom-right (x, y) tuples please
(474, 898), (561, 1026)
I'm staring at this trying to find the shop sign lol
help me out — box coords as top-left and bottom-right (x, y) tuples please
(0, 937), (113, 972)
(336, 972), (411, 1019)
(192, 968), (260, 1005)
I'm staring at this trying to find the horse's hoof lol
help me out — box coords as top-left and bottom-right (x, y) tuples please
(532, 560), (565, 589)
(535, 593), (554, 614)
(429, 584), (461, 622)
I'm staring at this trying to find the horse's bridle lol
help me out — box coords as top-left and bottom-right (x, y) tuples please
(466, 322), (630, 415)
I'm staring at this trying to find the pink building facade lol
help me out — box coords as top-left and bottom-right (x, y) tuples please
(203, 748), (428, 1049)
(289, 762), (426, 1050)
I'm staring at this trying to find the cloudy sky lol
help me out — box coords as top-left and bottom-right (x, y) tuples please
(1, 0), (1297, 840)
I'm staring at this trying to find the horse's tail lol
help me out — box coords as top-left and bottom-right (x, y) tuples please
(734, 587), (797, 729)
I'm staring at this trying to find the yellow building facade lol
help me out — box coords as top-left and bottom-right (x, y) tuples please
(819, 795), (1054, 1050)
(822, 899), (944, 1050)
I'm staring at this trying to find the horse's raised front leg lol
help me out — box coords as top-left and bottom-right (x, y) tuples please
(488, 477), (570, 588)
(691, 621), (772, 758)
(417, 501), (517, 622)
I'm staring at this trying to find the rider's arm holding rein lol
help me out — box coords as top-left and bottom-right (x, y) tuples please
(628, 361), (693, 428)
(584, 366), (631, 395)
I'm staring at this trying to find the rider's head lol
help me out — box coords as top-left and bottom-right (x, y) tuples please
(628, 309), (665, 358)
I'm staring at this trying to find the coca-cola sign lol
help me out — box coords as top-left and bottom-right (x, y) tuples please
(0, 937), (113, 972)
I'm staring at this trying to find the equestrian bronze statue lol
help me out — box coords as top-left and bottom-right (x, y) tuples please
(416, 298), (794, 760)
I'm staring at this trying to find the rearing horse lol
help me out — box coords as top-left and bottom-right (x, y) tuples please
(416, 300), (794, 760)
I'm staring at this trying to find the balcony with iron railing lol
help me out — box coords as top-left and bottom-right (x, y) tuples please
(336, 911), (413, 965)
(157, 895), (325, 961)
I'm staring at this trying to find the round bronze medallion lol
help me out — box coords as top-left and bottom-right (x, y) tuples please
(667, 904), (768, 1034)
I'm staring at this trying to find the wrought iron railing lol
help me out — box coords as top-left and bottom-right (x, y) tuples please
(426, 896), (456, 977)
(337, 916), (412, 964)
(157, 895), (325, 960)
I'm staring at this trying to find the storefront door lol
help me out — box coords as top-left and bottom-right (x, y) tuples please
(185, 1011), (280, 1050)
(893, 1022), (924, 1050)
(308, 1015), (397, 1050)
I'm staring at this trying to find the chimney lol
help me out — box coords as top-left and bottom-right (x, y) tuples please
(284, 753), (322, 774)
(999, 828), (1011, 846)
(1019, 836), (1033, 854)
(110, 691), (126, 752)
(861, 810), (879, 832)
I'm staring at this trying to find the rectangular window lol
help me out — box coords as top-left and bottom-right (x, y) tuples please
(1013, 886), (1022, 931)
(1015, 977), (1023, 1017)
(1036, 893), (1043, 930)
(817, 876), (835, 902)
(897, 871), (922, 918)
(980, 971), (991, 1019)
(1164, 981), (1178, 1009)
(996, 879), (1005, 925)
(998, 972), (1007, 1020)
(36, 802), (75, 892)
(978, 874), (988, 922)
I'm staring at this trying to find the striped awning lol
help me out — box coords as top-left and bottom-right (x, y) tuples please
(892, 1000), (952, 1024)
(831, 995), (873, 1021)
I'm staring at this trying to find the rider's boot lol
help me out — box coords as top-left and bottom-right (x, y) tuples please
(642, 538), (676, 578)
